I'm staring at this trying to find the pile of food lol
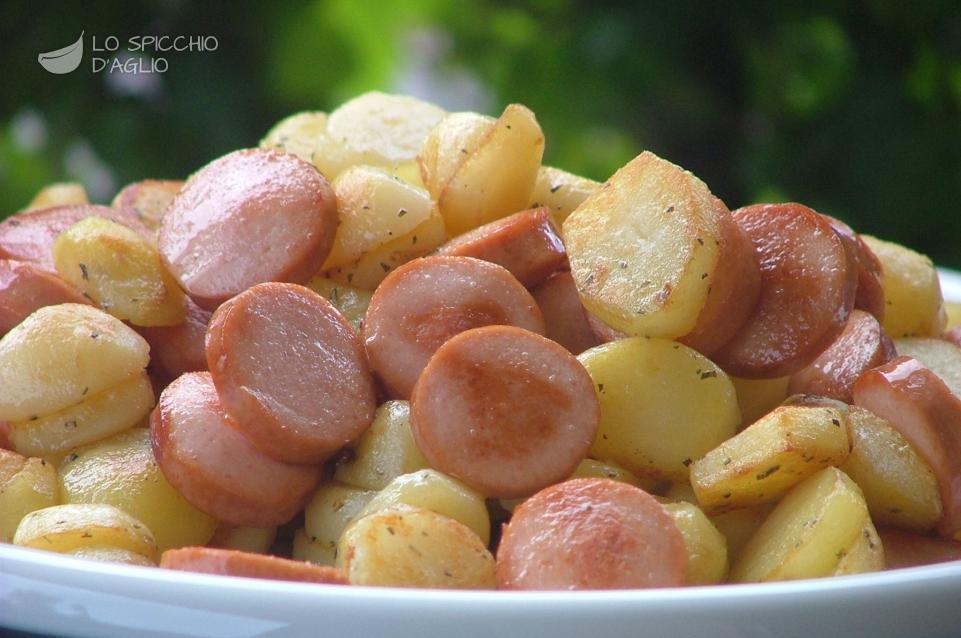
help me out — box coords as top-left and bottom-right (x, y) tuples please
(1, 92), (960, 590)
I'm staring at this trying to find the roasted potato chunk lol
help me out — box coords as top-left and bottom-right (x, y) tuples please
(731, 376), (790, 427)
(333, 401), (429, 491)
(356, 469), (490, 545)
(59, 428), (217, 552)
(112, 179), (183, 232)
(832, 519), (884, 576)
(26, 182), (89, 211)
(303, 482), (377, 565)
(580, 337), (740, 481)
(840, 405), (942, 531)
(337, 505), (495, 588)
(14, 503), (158, 562)
(304, 276), (373, 331)
(691, 404), (850, 514)
(64, 545), (156, 566)
(208, 524), (277, 554)
(862, 235), (946, 338)
(662, 501), (728, 585)
(259, 111), (328, 162)
(0, 452), (58, 542)
(528, 166), (600, 226)
(730, 467), (870, 583)
(0, 304), (150, 422)
(53, 217), (186, 326)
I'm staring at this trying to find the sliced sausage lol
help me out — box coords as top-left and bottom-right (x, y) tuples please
(138, 297), (212, 383)
(713, 203), (858, 378)
(531, 271), (601, 355)
(878, 528), (961, 569)
(0, 259), (90, 335)
(112, 179), (183, 232)
(150, 372), (321, 527)
(677, 196), (762, 356)
(158, 149), (337, 310)
(435, 207), (567, 288)
(854, 356), (961, 539)
(410, 325), (598, 498)
(823, 215), (885, 321)
(586, 312), (626, 343)
(160, 547), (348, 584)
(363, 255), (545, 399)
(788, 309), (898, 402)
(0, 204), (151, 273)
(206, 283), (376, 464)
(496, 478), (686, 590)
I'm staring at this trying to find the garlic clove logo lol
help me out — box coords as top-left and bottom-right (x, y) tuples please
(38, 32), (84, 74)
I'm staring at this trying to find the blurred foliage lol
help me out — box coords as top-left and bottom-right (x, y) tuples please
(1, 0), (959, 268)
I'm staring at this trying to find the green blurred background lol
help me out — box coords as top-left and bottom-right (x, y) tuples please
(2, 1), (959, 268)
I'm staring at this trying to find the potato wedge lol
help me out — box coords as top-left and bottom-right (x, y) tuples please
(326, 92), (446, 171)
(894, 337), (961, 398)
(0, 304), (150, 422)
(840, 405), (942, 531)
(112, 179), (183, 232)
(26, 182), (88, 211)
(729, 467), (869, 582)
(691, 404), (849, 514)
(528, 166), (600, 226)
(662, 501), (728, 585)
(303, 482), (377, 559)
(337, 505), (495, 588)
(304, 276), (373, 331)
(0, 454), (58, 542)
(259, 111), (328, 162)
(731, 376), (790, 426)
(53, 217), (186, 326)
(324, 209), (446, 290)
(208, 524), (277, 554)
(832, 519), (884, 576)
(947, 301), (961, 330)
(356, 469), (490, 545)
(564, 151), (723, 339)
(436, 104), (544, 235)
(418, 111), (495, 197)
(862, 235), (946, 338)
(7, 372), (154, 457)
(14, 503), (158, 562)
(323, 166), (435, 270)
(59, 428), (217, 552)
(580, 337), (740, 481)
(64, 545), (157, 566)
(292, 527), (335, 566)
(709, 507), (768, 564)
(333, 401), (429, 491)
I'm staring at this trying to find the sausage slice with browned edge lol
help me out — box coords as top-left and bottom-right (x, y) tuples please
(410, 325), (598, 499)
(854, 356), (961, 540)
(0, 204), (152, 273)
(363, 255), (545, 399)
(161, 547), (348, 584)
(531, 271), (601, 354)
(435, 207), (567, 288)
(788, 310), (897, 403)
(150, 372), (321, 527)
(877, 529), (961, 570)
(713, 203), (857, 378)
(0, 259), (90, 335)
(206, 282), (376, 464)
(823, 215), (885, 321)
(138, 297), (212, 383)
(497, 478), (686, 590)
(159, 149), (337, 310)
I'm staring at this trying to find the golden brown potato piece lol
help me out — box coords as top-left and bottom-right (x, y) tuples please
(25, 183), (89, 211)
(259, 111), (328, 163)
(112, 179), (183, 232)
(661, 501), (728, 585)
(709, 507), (768, 565)
(59, 429), (217, 552)
(303, 481), (377, 565)
(65, 546), (156, 566)
(54, 217), (186, 326)
(690, 404), (850, 514)
(0, 451), (58, 542)
(418, 111), (494, 196)
(729, 467), (870, 582)
(564, 151), (759, 355)
(862, 235), (946, 338)
(338, 505), (495, 588)
(580, 337), (740, 482)
(832, 519), (884, 576)
(304, 276), (372, 331)
(840, 405), (942, 532)
(207, 524), (277, 554)
(528, 166), (600, 226)
(432, 105), (545, 236)
(731, 376), (790, 427)
(14, 503), (158, 562)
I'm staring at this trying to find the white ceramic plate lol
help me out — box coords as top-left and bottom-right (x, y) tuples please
(2, 270), (961, 638)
